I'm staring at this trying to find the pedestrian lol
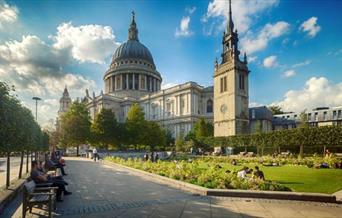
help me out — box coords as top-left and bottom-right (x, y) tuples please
(151, 151), (155, 162)
(93, 148), (98, 162)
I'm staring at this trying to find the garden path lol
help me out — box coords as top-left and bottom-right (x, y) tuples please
(3, 157), (342, 218)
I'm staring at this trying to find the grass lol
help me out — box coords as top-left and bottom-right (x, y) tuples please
(202, 162), (342, 194)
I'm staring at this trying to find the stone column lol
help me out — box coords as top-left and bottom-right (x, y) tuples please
(138, 74), (141, 90)
(187, 93), (189, 114)
(112, 76), (115, 91)
(145, 75), (147, 90)
(150, 77), (153, 91)
(109, 77), (112, 93)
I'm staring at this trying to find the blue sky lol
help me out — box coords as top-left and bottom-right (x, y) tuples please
(0, 0), (342, 127)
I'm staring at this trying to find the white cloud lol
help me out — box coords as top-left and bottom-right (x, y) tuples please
(274, 77), (342, 112)
(292, 60), (311, 68)
(300, 17), (321, 38)
(283, 70), (296, 78)
(247, 56), (257, 63)
(241, 21), (290, 54)
(185, 6), (196, 14)
(52, 22), (120, 64)
(263, 55), (278, 68)
(0, 1), (18, 29)
(203, 0), (279, 34)
(175, 16), (193, 37)
(249, 102), (263, 107)
(0, 34), (96, 126)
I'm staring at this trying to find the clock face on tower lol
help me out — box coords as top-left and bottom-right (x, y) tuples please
(220, 104), (227, 114)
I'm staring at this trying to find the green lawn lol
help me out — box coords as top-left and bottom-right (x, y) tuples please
(204, 163), (342, 194)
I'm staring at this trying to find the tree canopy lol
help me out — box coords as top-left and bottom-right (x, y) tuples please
(91, 108), (119, 149)
(59, 101), (91, 154)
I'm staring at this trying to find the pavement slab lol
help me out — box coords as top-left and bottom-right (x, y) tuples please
(2, 157), (342, 218)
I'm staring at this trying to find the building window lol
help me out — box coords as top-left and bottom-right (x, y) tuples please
(116, 76), (121, 90)
(141, 75), (146, 90)
(252, 109), (255, 119)
(239, 74), (245, 90)
(338, 110), (342, 119)
(308, 113), (311, 121)
(128, 74), (133, 89)
(123, 74), (127, 90)
(134, 73), (139, 90)
(166, 102), (171, 117)
(314, 112), (318, 121)
(206, 99), (213, 113)
(323, 111), (327, 121)
(220, 76), (227, 93)
(147, 76), (150, 91)
(333, 111), (337, 119)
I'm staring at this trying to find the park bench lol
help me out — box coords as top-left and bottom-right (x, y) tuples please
(22, 180), (57, 218)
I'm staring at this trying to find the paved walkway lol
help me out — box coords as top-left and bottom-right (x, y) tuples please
(3, 157), (342, 218)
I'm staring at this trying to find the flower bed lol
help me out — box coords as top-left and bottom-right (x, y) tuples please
(105, 156), (291, 192)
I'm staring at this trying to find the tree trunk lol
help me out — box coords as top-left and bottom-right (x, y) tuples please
(18, 151), (24, 179)
(76, 145), (79, 156)
(299, 144), (304, 159)
(261, 146), (264, 157)
(26, 152), (29, 173)
(323, 145), (326, 157)
(6, 152), (10, 188)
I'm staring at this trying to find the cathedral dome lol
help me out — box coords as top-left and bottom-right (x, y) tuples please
(112, 40), (155, 66)
(103, 12), (162, 96)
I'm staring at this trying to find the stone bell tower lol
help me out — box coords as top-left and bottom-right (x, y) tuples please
(58, 86), (72, 116)
(213, 0), (250, 136)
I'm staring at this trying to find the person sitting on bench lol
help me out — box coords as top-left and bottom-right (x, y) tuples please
(31, 161), (72, 202)
(47, 157), (67, 176)
(38, 161), (68, 185)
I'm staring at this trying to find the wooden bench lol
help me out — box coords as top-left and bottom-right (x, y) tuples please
(22, 180), (57, 218)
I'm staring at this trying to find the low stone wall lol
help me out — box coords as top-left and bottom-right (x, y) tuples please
(103, 160), (337, 203)
(0, 176), (28, 215)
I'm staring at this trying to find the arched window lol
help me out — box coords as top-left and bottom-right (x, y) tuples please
(206, 99), (213, 113)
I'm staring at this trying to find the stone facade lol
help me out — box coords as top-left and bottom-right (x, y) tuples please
(82, 13), (213, 138)
(273, 106), (342, 130)
(58, 86), (71, 116)
(213, 0), (249, 137)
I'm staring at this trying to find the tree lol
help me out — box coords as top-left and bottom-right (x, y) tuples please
(91, 108), (119, 150)
(185, 118), (213, 141)
(298, 110), (309, 158)
(194, 118), (213, 138)
(60, 101), (91, 156)
(125, 103), (146, 148)
(165, 129), (175, 149)
(0, 82), (44, 187)
(269, 105), (284, 115)
(143, 121), (166, 151)
(175, 134), (186, 152)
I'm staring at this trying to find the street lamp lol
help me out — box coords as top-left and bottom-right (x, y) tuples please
(32, 97), (41, 121)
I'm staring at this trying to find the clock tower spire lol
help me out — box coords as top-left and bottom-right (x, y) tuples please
(213, 0), (250, 136)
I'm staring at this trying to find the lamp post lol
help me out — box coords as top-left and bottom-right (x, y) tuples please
(32, 97), (41, 161)
(32, 97), (41, 121)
